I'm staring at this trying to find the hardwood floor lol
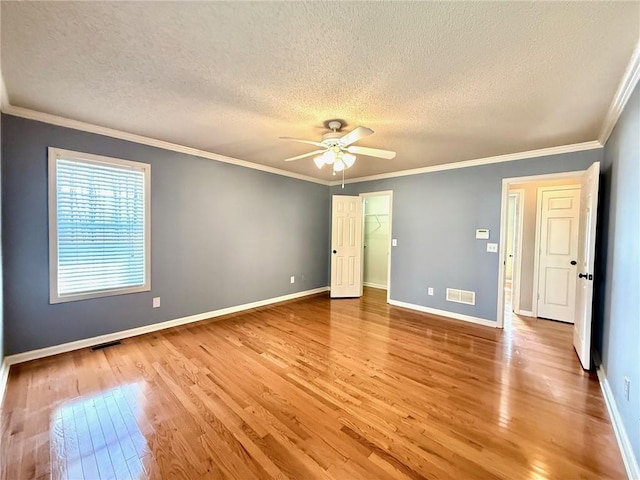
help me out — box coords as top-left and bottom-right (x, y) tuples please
(1, 288), (625, 479)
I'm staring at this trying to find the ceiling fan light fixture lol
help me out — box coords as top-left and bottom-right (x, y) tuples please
(279, 122), (394, 181)
(342, 153), (356, 168)
(322, 150), (336, 164)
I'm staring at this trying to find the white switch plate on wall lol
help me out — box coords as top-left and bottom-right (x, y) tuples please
(392, 239), (398, 246)
(486, 243), (498, 253)
(475, 229), (490, 239)
(290, 276), (295, 284)
(153, 297), (161, 308)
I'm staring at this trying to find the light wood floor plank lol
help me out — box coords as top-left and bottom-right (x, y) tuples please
(1, 288), (625, 479)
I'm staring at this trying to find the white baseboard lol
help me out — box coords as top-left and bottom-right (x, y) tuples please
(388, 299), (498, 328)
(5, 287), (329, 366)
(597, 366), (640, 480)
(516, 309), (534, 317)
(363, 282), (387, 290)
(0, 359), (9, 407)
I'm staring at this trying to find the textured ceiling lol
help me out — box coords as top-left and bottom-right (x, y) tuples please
(2, 2), (639, 181)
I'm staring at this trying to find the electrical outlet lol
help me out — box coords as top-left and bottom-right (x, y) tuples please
(290, 276), (295, 284)
(153, 297), (161, 308)
(428, 287), (434, 296)
(624, 377), (630, 401)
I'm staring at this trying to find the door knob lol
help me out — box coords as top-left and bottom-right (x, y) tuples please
(570, 260), (577, 265)
(332, 250), (337, 254)
(578, 273), (588, 279)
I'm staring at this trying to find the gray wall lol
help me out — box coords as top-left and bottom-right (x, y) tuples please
(595, 81), (639, 463)
(2, 114), (330, 355)
(332, 149), (601, 321)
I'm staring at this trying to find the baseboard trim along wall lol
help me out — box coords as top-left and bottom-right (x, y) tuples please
(5, 287), (329, 367)
(363, 282), (387, 290)
(0, 359), (10, 406)
(388, 299), (498, 328)
(597, 367), (640, 480)
(516, 310), (534, 317)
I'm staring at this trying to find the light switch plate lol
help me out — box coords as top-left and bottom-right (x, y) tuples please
(153, 297), (161, 308)
(486, 243), (498, 253)
(392, 239), (398, 247)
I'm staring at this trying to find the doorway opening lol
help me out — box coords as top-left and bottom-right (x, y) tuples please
(330, 191), (393, 302)
(505, 189), (524, 318)
(360, 191), (393, 302)
(362, 195), (390, 288)
(496, 164), (601, 370)
(499, 173), (582, 328)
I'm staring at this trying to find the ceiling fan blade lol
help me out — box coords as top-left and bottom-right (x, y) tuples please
(346, 146), (396, 159)
(284, 150), (325, 162)
(279, 137), (325, 148)
(339, 126), (374, 147)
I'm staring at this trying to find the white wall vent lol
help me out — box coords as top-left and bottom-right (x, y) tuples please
(446, 288), (476, 305)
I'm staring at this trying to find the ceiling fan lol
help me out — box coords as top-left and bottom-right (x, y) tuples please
(280, 120), (396, 175)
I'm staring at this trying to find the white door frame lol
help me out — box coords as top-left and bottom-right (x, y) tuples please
(509, 189), (525, 314)
(359, 190), (393, 303)
(532, 184), (581, 319)
(496, 171), (584, 328)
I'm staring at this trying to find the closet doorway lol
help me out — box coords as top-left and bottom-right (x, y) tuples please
(360, 191), (393, 298)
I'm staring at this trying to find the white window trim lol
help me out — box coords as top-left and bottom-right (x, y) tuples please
(48, 147), (151, 304)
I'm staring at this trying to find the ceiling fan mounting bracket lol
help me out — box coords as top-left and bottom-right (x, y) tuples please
(321, 131), (343, 146)
(327, 120), (343, 132)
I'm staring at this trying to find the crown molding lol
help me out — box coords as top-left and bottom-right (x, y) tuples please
(2, 103), (606, 188)
(329, 140), (603, 186)
(1, 104), (331, 186)
(599, 39), (640, 145)
(2, 41), (637, 186)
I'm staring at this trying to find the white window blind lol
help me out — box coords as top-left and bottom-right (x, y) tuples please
(49, 148), (150, 303)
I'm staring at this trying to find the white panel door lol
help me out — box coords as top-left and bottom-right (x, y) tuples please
(573, 162), (600, 370)
(537, 187), (581, 322)
(331, 195), (363, 298)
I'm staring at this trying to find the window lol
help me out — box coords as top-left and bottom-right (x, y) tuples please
(48, 148), (150, 303)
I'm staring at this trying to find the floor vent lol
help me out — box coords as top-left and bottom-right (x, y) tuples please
(91, 340), (122, 351)
(446, 288), (476, 305)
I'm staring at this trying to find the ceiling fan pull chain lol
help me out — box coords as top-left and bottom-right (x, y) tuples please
(342, 168), (345, 189)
